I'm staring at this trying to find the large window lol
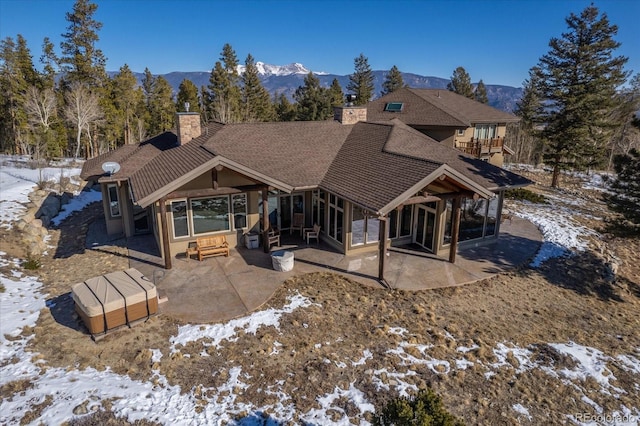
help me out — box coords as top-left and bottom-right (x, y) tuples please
(171, 200), (188, 238)
(474, 124), (497, 140)
(170, 194), (248, 238)
(191, 196), (230, 235)
(107, 184), (121, 218)
(443, 195), (501, 245)
(328, 193), (343, 244)
(232, 194), (247, 230)
(312, 190), (326, 231)
(388, 205), (414, 240)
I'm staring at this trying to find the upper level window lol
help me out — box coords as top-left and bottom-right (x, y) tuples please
(457, 129), (465, 136)
(107, 184), (121, 218)
(474, 124), (497, 140)
(384, 102), (404, 112)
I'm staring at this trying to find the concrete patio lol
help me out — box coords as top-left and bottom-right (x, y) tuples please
(118, 217), (542, 324)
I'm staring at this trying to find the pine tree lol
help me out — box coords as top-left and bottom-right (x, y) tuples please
(0, 35), (40, 154)
(605, 148), (640, 231)
(447, 66), (474, 99)
(534, 5), (628, 187)
(475, 79), (489, 104)
(176, 79), (201, 113)
(608, 73), (640, 168)
(59, 0), (106, 87)
(273, 93), (296, 122)
(40, 37), (59, 90)
(207, 43), (242, 123)
(294, 72), (332, 121)
(149, 76), (175, 134)
(328, 78), (344, 107)
(110, 64), (141, 146)
(241, 54), (274, 122)
(381, 65), (405, 96)
(512, 67), (545, 164)
(346, 53), (374, 105)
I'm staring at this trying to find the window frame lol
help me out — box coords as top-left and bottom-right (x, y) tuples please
(231, 193), (247, 230)
(170, 199), (189, 239)
(190, 195), (231, 236)
(107, 183), (121, 218)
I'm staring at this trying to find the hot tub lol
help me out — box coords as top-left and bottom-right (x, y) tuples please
(72, 268), (158, 337)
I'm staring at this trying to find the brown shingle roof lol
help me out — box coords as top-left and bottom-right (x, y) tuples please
(366, 88), (520, 126)
(321, 122), (444, 212)
(202, 121), (352, 188)
(129, 122), (224, 202)
(82, 115), (530, 210)
(80, 132), (177, 181)
(383, 119), (530, 191)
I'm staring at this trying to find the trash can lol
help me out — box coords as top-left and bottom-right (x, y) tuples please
(271, 250), (294, 272)
(245, 233), (259, 249)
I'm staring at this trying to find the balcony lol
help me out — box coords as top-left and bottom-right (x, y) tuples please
(456, 137), (504, 157)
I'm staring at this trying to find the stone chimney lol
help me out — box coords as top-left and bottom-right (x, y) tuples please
(333, 106), (367, 125)
(176, 112), (201, 145)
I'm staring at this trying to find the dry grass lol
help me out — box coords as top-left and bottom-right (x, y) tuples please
(8, 168), (640, 424)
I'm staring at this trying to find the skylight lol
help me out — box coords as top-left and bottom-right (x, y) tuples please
(384, 102), (404, 112)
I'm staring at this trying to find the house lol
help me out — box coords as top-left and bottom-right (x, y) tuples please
(366, 88), (520, 166)
(81, 107), (530, 283)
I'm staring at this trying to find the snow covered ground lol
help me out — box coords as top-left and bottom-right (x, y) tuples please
(1, 159), (639, 425)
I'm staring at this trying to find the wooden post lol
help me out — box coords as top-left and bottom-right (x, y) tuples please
(159, 197), (172, 269)
(378, 216), (387, 283)
(211, 168), (219, 190)
(262, 188), (270, 253)
(449, 195), (462, 264)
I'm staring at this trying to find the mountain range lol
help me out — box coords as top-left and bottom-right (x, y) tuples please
(125, 62), (524, 113)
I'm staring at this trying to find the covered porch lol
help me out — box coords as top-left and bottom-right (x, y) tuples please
(125, 216), (542, 323)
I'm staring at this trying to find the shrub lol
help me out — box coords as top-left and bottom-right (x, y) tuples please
(23, 256), (41, 270)
(504, 188), (547, 204)
(374, 388), (464, 426)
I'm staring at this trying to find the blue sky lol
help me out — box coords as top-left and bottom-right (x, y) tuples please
(1, 0), (638, 87)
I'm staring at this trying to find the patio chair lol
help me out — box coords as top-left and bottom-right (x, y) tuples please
(290, 212), (305, 235)
(268, 228), (281, 247)
(305, 224), (320, 245)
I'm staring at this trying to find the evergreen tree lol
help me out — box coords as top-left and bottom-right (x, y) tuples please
(512, 67), (545, 164)
(294, 72), (332, 121)
(59, 0), (106, 87)
(346, 53), (374, 105)
(0, 35), (39, 154)
(207, 43), (242, 123)
(534, 5), (628, 187)
(475, 79), (489, 104)
(39, 37), (59, 90)
(110, 64), (141, 146)
(176, 79), (201, 113)
(273, 93), (296, 122)
(381, 65), (405, 95)
(605, 148), (640, 231)
(447, 66), (474, 99)
(241, 54), (274, 122)
(149, 76), (175, 134)
(328, 78), (344, 107)
(608, 73), (640, 168)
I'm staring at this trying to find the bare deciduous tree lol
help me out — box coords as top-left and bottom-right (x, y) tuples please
(63, 82), (102, 159)
(25, 86), (57, 161)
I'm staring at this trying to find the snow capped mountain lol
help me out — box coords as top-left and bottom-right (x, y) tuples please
(236, 62), (326, 76)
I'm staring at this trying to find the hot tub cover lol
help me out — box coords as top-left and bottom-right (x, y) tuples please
(72, 268), (157, 317)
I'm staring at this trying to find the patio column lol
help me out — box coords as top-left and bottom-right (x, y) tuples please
(262, 187), (270, 253)
(159, 197), (172, 269)
(449, 195), (462, 264)
(378, 216), (388, 284)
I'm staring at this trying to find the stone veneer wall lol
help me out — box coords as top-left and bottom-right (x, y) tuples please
(333, 106), (367, 125)
(176, 113), (202, 145)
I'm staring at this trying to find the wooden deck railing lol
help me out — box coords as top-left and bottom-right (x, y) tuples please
(456, 137), (504, 157)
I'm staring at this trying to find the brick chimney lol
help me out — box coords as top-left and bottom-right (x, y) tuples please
(333, 106), (367, 124)
(176, 112), (201, 145)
